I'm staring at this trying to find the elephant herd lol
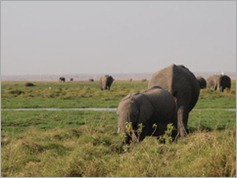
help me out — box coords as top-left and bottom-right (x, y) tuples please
(24, 65), (232, 145)
(117, 64), (232, 144)
(196, 75), (231, 92)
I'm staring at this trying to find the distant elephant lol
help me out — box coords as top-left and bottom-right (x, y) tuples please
(117, 86), (177, 144)
(59, 77), (66, 82)
(25, 82), (35, 87)
(206, 74), (231, 92)
(99, 75), (114, 90)
(148, 64), (200, 137)
(196, 76), (207, 89)
(89, 79), (94, 82)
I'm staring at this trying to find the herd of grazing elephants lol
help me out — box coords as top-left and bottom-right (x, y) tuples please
(25, 64), (232, 144)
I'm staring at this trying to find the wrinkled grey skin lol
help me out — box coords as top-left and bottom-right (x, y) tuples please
(99, 75), (114, 90)
(196, 76), (207, 89)
(117, 86), (177, 144)
(207, 75), (231, 92)
(148, 64), (200, 138)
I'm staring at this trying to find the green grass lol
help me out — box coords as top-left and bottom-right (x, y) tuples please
(196, 86), (236, 109)
(1, 80), (236, 176)
(189, 110), (236, 131)
(1, 110), (117, 135)
(2, 110), (235, 137)
(1, 81), (147, 108)
(1, 109), (236, 176)
(1, 80), (236, 109)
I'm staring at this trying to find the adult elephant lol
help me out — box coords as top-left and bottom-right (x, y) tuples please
(99, 75), (114, 90)
(196, 76), (207, 89)
(59, 77), (66, 82)
(206, 74), (231, 92)
(117, 86), (177, 144)
(148, 64), (200, 137)
(25, 82), (35, 87)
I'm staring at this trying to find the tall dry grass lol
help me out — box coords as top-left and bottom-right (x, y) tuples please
(2, 126), (235, 177)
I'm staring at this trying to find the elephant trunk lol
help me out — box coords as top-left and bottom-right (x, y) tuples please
(118, 123), (140, 144)
(124, 131), (139, 144)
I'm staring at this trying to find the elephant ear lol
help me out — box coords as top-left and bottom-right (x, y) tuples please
(135, 94), (154, 124)
(122, 92), (140, 101)
(117, 93), (140, 115)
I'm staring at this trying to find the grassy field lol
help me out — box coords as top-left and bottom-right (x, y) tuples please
(1, 80), (236, 109)
(1, 81), (146, 108)
(1, 80), (236, 176)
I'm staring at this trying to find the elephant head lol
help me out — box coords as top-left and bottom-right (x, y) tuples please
(117, 93), (153, 144)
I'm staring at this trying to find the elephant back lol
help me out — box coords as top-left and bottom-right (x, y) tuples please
(148, 65), (174, 90)
(143, 86), (177, 120)
(174, 65), (199, 112)
(148, 64), (200, 112)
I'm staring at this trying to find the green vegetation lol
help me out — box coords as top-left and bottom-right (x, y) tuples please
(2, 80), (235, 109)
(196, 81), (236, 109)
(1, 81), (147, 108)
(1, 80), (236, 176)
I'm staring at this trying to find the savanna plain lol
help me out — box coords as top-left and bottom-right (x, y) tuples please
(1, 80), (236, 177)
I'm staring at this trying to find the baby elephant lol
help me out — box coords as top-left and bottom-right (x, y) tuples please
(117, 86), (177, 144)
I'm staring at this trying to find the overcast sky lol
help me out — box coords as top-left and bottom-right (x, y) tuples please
(1, 1), (236, 75)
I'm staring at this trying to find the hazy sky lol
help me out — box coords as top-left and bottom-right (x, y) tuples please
(1, 1), (236, 75)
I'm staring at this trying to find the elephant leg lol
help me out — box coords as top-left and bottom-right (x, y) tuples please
(214, 85), (217, 91)
(124, 131), (140, 144)
(123, 132), (137, 144)
(177, 105), (188, 137)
